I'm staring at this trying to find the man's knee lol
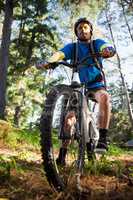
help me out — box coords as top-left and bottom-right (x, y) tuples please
(95, 91), (110, 105)
(64, 111), (76, 133)
(100, 92), (110, 104)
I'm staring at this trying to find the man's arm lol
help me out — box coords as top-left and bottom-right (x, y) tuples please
(47, 51), (65, 63)
(36, 51), (65, 69)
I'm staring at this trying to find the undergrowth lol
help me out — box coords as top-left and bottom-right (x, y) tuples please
(0, 155), (21, 182)
(0, 120), (132, 184)
(0, 123), (40, 150)
(85, 155), (125, 177)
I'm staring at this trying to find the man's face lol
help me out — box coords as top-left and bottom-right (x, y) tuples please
(76, 22), (92, 41)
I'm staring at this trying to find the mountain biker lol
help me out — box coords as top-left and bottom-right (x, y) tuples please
(37, 18), (116, 165)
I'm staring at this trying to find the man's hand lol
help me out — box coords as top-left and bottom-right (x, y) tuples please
(36, 60), (50, 70)
(100, 47), (116, 58)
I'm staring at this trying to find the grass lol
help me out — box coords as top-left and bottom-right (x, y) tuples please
(0, 125), (40, 150)
(84, 154), (125, 176)
(1, 121), (132, 182)
(0, 125), (133, 200)
(84, 144), (131, 177)
(106, 144), (125, 156)
(17, 128), (40, 148)
(0, 155), (20, 181)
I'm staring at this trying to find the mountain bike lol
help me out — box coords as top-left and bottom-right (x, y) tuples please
(39, 60), (106, 192)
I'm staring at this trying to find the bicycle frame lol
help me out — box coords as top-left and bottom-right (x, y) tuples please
(56, 60), (99, 151)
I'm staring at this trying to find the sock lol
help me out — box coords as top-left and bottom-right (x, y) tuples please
(57, 148), (67, 164)
(97, 129), (108, 149)
(99, 129), (108, 142)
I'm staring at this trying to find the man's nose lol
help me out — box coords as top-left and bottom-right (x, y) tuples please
(81, 27), (86, 32)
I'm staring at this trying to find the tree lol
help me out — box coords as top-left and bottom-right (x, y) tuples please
(0, 0), (13, 119)
(9, 0), (57, 74)
(119, 0), (133, 41)
(0, 0), (60, 126)
(104, 0), (133, 128)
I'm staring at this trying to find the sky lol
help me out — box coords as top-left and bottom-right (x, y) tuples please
(97, 0), (133, 89)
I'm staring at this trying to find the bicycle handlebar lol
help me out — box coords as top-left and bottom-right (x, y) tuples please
(36, 52), (102, 70)
(51, 52), (101, 68)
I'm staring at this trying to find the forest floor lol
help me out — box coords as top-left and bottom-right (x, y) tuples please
(0, 141), (133, 200)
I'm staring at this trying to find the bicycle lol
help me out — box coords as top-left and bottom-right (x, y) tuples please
(39, 59), (106, 192)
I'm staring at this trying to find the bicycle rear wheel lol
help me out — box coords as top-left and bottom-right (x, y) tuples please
(85, 101), (99, 160)
(40, 84), (84, 191)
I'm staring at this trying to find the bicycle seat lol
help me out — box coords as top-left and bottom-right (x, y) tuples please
(70, 81), (81, 88)
(86, 92), (97, 102)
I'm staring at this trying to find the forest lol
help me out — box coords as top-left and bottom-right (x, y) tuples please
(0, 0), (133, 199)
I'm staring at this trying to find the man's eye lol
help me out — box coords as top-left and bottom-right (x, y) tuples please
(84, 26), (88, 29)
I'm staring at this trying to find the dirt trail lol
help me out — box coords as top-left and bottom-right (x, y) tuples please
(0, 147), (133, 200)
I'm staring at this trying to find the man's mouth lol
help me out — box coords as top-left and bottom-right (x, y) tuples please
(80, 32), (87, 37)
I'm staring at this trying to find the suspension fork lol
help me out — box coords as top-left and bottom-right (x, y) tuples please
(76, 87), (87, 173)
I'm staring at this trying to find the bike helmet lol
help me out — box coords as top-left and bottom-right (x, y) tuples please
(74, 17), (93, 37)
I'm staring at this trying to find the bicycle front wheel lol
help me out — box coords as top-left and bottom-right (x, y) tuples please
(40, 84), (84, 191)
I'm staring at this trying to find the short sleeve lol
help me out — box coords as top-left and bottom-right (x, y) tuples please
(95, 39), (114, 52)
(60, 43), (73, 60)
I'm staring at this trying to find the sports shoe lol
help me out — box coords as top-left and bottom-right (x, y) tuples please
(97, 129), (108, 151)
(56, 148), (67, 166)
(96, 140), (108, 150)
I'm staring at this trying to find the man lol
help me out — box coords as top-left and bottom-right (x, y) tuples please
(37, 18), (116, 165)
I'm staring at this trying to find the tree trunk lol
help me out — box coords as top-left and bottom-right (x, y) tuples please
(120, 0), (133, 42)
(0, 0), (13, 119)
(13, 89), (26, 127)
(105, 2), (133, 128)
(14, 105), (21, 127)
(24, 30), (36, 70)
(17, 1), (25, 46)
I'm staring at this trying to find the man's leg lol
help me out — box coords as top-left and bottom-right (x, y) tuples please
(56, 111), (76, 165)
(94, 89), (111, 149)
(56, 140), (69, 166)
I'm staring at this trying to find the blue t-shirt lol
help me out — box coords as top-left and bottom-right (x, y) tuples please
(60, 39), (110, 90)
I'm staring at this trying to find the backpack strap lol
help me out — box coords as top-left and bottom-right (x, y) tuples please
(89, 40), (107, 89)
(90, 40), (103, 69)
(72, 42), (78, 72)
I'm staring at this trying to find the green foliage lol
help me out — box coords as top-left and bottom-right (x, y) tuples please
(6, 65), (63, 127)
(9, 0), (58, 74)
(18, 128), (40, 148)
(0, 122), (40, 149)
(52, 129), (60, 149)
(98, 156), (124, 176)
(0, 0), (4, 12)
(17, 149), (35, 160)
(117, 0), (133, 14)
(108, 82), (125, 110)
(107, 144), (124, 156)
(4, 0), (62, 127)
(85, 145), (128, 176)
(57, 0), (105, 15)
(4, 130), (20, 148)
(86, 155), (124, 177)
(128, 166), (133, 179)
(109, 111), (133, 143)
(0, 155), (18, 180)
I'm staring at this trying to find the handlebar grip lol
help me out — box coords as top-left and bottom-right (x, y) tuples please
(36, 60), (47, 68)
